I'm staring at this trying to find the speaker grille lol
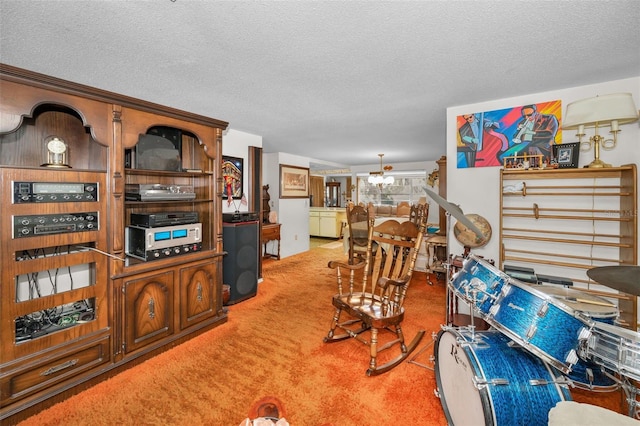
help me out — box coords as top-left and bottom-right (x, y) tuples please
(223, 221), (259, 304)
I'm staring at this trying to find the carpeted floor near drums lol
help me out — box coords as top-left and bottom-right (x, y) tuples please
(16, 245), (626, 425)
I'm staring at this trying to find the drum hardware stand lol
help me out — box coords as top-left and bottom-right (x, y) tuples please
(618, 377), (640, 419)
(467, 289), (480, 342)
(408, 331), (437, 370)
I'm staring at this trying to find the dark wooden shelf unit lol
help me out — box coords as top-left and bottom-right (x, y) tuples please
(0, 64), (229, 423)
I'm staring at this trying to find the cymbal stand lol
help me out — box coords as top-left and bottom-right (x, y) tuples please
(443, 211), (454, 326)
(410, 211), (454, 371)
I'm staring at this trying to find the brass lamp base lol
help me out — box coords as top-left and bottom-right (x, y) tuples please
(586, 158), (612, 168)
(584, 133), (613, 168)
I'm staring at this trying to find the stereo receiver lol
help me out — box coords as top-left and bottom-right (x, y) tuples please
(14, 181), (98, 203)
(13, 212), (98, 238)
(126, 223), (202, 261)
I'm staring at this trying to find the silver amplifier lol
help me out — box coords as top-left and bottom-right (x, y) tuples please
(126, 223), (202, 261)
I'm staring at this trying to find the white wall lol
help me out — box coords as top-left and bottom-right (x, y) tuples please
(263, 152), (311, 257)
(446, 76), (640, 261)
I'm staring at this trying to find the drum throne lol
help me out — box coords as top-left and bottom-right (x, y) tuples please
(323, 204), (428, 376)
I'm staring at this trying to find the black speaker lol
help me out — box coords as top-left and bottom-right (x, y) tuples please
(223, 221), (259, 304)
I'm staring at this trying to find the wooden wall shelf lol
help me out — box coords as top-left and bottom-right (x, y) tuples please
(499, 165), (638, 329)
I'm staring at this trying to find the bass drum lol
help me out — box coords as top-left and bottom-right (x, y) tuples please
(435, 328), (572, 426)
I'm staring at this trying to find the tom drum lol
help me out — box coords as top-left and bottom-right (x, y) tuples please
(535, 284), (619, 391)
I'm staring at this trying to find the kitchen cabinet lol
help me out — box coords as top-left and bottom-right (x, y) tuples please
(309, 208), (346, 238)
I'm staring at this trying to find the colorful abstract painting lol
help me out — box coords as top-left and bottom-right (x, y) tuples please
(456, 100), (562, 168)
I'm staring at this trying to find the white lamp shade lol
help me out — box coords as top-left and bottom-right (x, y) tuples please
(563, 93), (639, 130)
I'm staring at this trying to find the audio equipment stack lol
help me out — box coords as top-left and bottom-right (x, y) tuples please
(125, 212), (201, 261)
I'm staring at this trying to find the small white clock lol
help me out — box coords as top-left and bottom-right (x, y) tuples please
(42, 136), (70, 168)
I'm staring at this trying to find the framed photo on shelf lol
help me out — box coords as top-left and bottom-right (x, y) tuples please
(222, 155), (243, 199)
(552, 142), (580, 168)
(280, 164), (309, 198)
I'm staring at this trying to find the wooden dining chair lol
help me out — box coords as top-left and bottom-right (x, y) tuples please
(410, 203), (428, 225)
(346, 202), (371, 264)
(324, 204), (428, 376)
(396, 201), (411, 217)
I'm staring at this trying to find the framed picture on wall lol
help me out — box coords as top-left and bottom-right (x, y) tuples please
(222, 155), (243, 199)
(552, 142), (580, 168)
(280, 164), (309, 198)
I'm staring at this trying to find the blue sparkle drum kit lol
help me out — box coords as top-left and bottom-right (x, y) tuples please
(435, 254), (640, 424)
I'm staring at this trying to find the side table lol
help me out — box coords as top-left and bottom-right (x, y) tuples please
(262, 223), (281, 260)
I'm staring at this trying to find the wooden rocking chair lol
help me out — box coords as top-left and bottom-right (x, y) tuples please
(324, 204), (429, 376)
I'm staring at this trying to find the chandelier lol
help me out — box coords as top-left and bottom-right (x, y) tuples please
(368, 154), (394, 186)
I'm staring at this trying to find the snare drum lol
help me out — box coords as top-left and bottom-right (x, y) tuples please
(535, 284), (619, 391)
(449, 255), (510, 317)
(534, 284), (619, 324)
(435, 327), (572, 426)
(581, 321), (640, 383)
(486, 280), (591, 374)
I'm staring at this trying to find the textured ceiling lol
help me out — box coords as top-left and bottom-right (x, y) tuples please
(1, 1), (639, 170)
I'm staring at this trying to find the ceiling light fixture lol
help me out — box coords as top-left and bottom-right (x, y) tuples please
(368, 153), (394, 186)
(562, 93), (639, 168)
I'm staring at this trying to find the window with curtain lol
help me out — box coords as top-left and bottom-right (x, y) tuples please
(356, 175), (427, 206)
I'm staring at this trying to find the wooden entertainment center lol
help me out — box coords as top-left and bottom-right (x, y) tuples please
(0, 64), (229, 423)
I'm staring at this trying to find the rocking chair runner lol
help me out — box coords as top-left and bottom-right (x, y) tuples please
(324, 203), (429, 376)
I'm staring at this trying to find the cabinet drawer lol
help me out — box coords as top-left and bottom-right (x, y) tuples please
(262, 227), (280, 240)
(319, 212), (336, 218)
(1, 335), (110, 407)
